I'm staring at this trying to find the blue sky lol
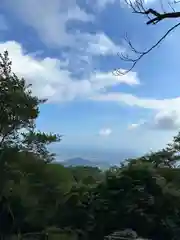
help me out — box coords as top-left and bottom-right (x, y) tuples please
(1, 0), (180, 161)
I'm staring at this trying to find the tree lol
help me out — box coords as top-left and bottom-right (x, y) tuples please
(0, 51), (61, 237)
(113, 0), (180, 75)
(0, 50), (61, 158)
(69, 166), (103, 185)
(89, 158), (180, 240)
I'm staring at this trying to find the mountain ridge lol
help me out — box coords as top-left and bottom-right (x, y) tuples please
(62, 157), (111, 169)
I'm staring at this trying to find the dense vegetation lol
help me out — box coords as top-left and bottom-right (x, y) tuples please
(1, 51), (180, 239)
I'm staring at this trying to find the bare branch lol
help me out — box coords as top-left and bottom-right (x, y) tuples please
(125, 0), (180, 24)
(113, 22), (180, 76)
(113, 0), (180, 75)
(160, 0), (166, 13)
(146, 10), (180, 24)
(124, 33), (145, 55)
(168, 1), (176, 13)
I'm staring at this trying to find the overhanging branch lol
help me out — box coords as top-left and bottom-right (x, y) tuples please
(113, 0), (180, 75)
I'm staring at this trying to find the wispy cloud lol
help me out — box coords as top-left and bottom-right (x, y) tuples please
(92, 92), (180, 111)
(2, 0), (126, 81)
(3, 0), (94, 47)
(99, 128), (112, 136)
(3, 0), (124, 52)
(128, 120), (145, 130)
(85, 33), (125, 55)
(95, 92), (180, 131)
(89, 0), (116, 10)
(129, 111), (180, 131)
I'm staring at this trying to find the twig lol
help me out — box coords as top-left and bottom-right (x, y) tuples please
(113, 22), (180, 75)
(125, 0), (180, 25)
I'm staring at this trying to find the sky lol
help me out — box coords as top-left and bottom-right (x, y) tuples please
(1, 0), (180, 161)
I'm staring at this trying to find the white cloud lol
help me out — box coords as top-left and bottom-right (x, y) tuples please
(89, 0), (116, 10)
(99, 128), (112, 136)
(86, 33), (125, 55)
(61, 32), (125, 78)
(0, 41), (139, 102)
(2, 0), (125, 81)
(94, 92), (180, 131)
(97, 0), (116, 7)
(90, 71), (140, 90)
(128, 120), (145, 130)
(128, 123), (140, 130)
(122, 0), (156, 6)
(128, 111), (180, 131)
(3, 0), (94, 47)
(3, 0), (124, 58)
(87, 0), (155, 11)
(152, 110), (180, 130)
(92, 92), (180, 111)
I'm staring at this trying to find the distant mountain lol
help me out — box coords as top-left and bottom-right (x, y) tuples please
(62, 157), (111, 169)
(51, 145), (140, 165)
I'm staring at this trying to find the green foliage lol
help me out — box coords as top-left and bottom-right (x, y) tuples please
(69, 166), (103, 185)
(2, 51), (180, 239)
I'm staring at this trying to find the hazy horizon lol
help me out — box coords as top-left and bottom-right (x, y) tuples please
(51, 145), (142, 164)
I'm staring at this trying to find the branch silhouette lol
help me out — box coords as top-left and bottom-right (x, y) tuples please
(113, 0), (180, 75)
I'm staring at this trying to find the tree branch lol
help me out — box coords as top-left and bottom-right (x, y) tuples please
(113, 22), (180, 75)
(146, 10), (180, 24)
(125, 0), (180, 25)
(113, 0), (180, 75)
